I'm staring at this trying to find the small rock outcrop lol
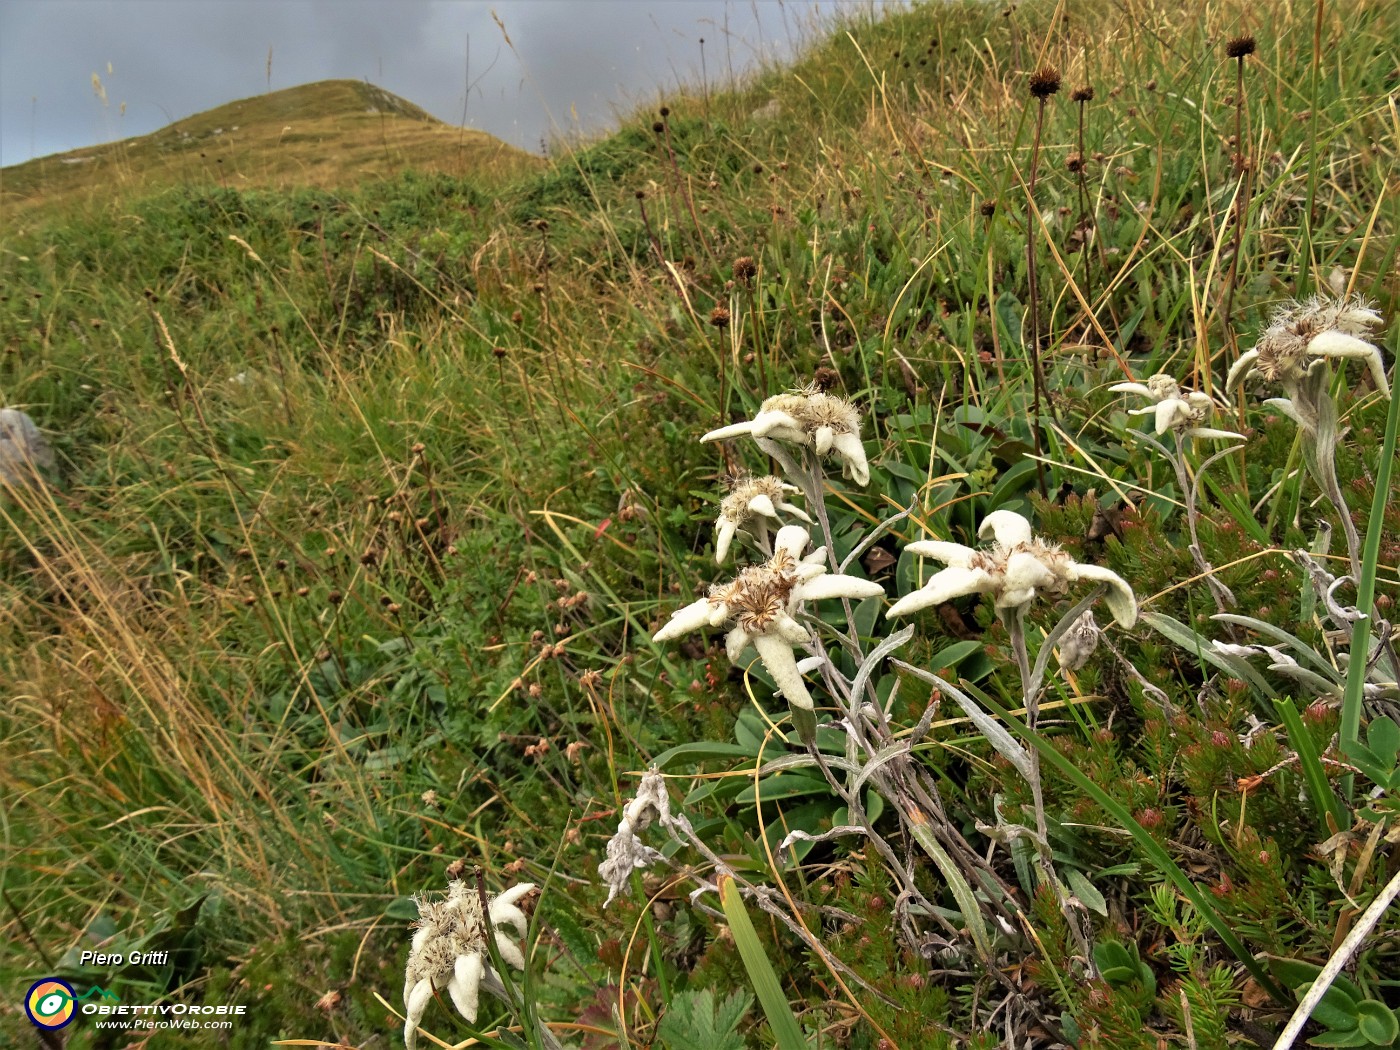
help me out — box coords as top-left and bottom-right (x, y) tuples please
(0, 408), (55, 488)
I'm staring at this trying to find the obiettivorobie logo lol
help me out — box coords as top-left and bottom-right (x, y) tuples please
(24, 979), (120, 1029)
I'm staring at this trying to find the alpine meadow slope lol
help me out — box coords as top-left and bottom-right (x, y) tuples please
(1, 0), (1398, 1047)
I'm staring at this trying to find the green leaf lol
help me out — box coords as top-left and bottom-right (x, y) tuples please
(1300, 981), (1362, 1031)
(1065, 868), (1108, 916)
(1367, 718), (1400, 770)
(717, 875), (808, 1050)
(736, 773), (831, 805)
(651, 741), (757, 769)
(1278, 699), (1347, 831)
(1307, 1028), (1372, 1048)
(1355, 1000), (1399, 1046)
(657, 988), (752, 1050)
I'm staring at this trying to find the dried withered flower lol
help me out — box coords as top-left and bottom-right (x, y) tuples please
(1225, 35), (1257, 59)
(1028, 65), (1061, 98)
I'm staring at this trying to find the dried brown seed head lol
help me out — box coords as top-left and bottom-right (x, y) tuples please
(1225, 35), (1257, 58)
(1029, 65), (1061, 98)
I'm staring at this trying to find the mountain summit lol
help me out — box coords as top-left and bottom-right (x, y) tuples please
(2, 79), (539, 223)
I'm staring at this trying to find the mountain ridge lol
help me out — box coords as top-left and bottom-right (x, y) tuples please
(1, 79), (539, 225)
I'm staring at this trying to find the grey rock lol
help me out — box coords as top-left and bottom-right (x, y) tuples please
(0, 408), (55, 488)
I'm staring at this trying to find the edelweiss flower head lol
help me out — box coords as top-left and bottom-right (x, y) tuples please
(652, 525), (884, 734)
(599, 769), (672, 906)
(1227, 294), (1389, 399)
(1108, 373), (1243, 442)
(713, 473), (811, 563)
(887, 509), (1137, 627)
(1057, 611), (1100, 671)
(701, 387), (870, 485)
(403, 880), (535, 1049)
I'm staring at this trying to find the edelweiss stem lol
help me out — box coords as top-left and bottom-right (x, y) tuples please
(1006, 612), (1051, 872)
(1173, 432), (1236, 613)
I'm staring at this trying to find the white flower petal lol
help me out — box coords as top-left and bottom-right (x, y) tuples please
(404, 978), (434, 1050)
(773, 524), (811, 561)
(887, 566), (995, 618)
(1001, 551), (1057, 596)
(813, 424), (835, 456)
(752, 632), (815, 713)
(653, 598), (716, 643)
(714, 518), (738, 564)
(904, 540), (978, 566)
(491, 882), (537, 909)
(1066, 562), (1138, 627)
(725, 625), (752, 663)
(977, 510), (1034, 547)
(770, 611), (811, 646)
(1226, 349), (1259, 391)
(1108, 382), (1154, 396)
(488, 903), (530, 941)
(749, 408), (807, 440)
(700, 420), (756, 443)
(1337, 304), (1383, 332)
(795, 574), (885, 603)
(1264, 397), (1305, 426)
(746, 493), (778, 519)
(776, 500), (813, 523)
(1308, 331), (1390, 398)
(493, 930), (526, 970)
(831, 430), (870, 486)
(1154, 398), (1186, 434)
(1185, 391), (1215, 413)
(1187, 427), (1245, 442)
(449, 953), (484, 1022)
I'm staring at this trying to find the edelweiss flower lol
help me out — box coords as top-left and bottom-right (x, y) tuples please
(1057, 611), (1101, 671)
(713, 473), (811, 563)
(887, 510), (1137, 627)
(701, 388), (870, 485)
(1109, 373), (1243, 442)
(1227, 294), (1389, 399)
(403, 881), (534, 1049)
(598, 768), (672, 905)
(652, 525), (884, 729)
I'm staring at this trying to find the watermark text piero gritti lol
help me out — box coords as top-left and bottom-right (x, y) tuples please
(79, 949), (170, 966)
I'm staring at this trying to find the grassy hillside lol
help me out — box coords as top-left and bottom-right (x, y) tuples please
(0, 79), (540, 225)
(1, 1), (1398, 1048)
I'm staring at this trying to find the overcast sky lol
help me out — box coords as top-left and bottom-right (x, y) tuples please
(0, 1), (881, 167)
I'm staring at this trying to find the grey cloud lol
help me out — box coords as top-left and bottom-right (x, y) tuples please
(1, 0), (859, 167)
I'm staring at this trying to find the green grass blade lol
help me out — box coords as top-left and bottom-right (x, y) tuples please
(1276, 699), (1345, 832)
(1341, 383), (1400, 770)
(717, 874), (809, 1050)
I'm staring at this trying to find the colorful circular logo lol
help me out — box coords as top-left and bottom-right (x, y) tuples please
(25, 978), (77, 1029)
